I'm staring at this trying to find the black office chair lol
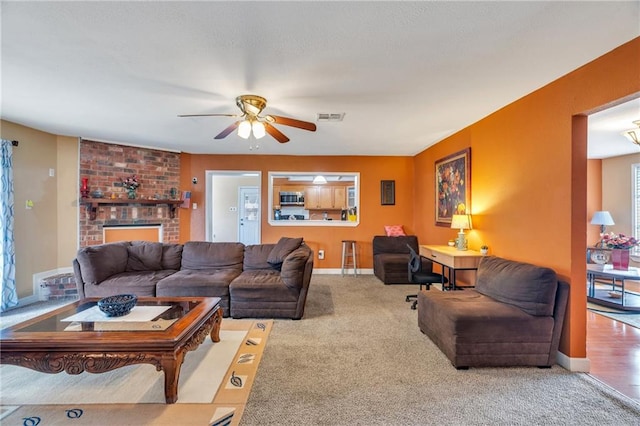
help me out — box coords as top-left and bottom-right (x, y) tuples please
(406, 244), (448, 310)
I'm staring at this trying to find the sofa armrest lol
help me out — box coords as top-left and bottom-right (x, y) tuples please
(372, 235), (419, 255)
(547, 280), (569, 365)
(72, 258), (86, 299)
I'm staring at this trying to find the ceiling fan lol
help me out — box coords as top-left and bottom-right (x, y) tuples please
(178, 94), (317, 143)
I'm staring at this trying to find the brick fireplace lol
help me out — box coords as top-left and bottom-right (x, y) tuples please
(79, 140), (181, 247)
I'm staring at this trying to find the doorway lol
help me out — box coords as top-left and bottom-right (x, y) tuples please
(206, 171), (261, 243)
(584, 96), (640, 400)
(239, 186), (260, 245)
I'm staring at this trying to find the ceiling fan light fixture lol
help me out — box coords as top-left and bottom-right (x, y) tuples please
(252, 121), (266, 139)
(238, 120), (251, 139)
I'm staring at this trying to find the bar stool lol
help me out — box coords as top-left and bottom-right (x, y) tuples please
(341, 240), (358, 276)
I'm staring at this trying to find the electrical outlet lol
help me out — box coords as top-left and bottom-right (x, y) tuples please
(318, 249), (325, 260)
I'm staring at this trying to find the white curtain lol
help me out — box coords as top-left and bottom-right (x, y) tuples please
(1, 140), (17, 311)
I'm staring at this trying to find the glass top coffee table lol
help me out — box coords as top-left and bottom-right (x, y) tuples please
(0, 297), (222, 403)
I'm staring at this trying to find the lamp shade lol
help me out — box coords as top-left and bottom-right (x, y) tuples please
(312, 175), (327, 184)
(252, 121), (266, 139)
(451, 214), (472, 230)
(237, 120), (251, 139)
(590, 211), (615, 226)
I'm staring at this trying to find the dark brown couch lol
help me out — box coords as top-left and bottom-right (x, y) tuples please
(72, 238), (313, 319)
(417, 256), (569, 369)
(373, 235), (432, 284)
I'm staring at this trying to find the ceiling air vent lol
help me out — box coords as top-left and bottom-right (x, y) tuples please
(317, 113), (345, 122)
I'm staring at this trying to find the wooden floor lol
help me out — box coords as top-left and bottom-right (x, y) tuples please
(587, 279), (640, 403)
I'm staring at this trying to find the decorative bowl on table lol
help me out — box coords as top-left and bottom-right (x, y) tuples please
(97, 294), (137, 317)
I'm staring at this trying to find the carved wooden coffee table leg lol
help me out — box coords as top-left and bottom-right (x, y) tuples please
(210, 306), (223, 343)
(162, 352), (185, 404)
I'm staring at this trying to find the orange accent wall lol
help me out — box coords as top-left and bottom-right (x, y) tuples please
(178, 37), (639, 362)
(414, 37), (640, 360)
(180, 155), (415, 268)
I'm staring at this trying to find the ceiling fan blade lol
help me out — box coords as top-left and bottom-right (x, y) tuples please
(178, 113), (237, 117)
(214, 121), (240, 139)
(267, 115), (317, 132)
(265, 123), (290, 143)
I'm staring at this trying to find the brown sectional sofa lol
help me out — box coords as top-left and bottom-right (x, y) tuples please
(417, 256), (569, 369)
(72, 238), (313, 319)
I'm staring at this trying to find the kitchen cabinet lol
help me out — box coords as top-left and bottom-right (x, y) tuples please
(305, 186), (346, 210)
(273, 185), (281, 209)
(333, 187), (346, 209)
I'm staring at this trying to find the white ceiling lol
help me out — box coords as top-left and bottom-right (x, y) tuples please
(588, 98), (640, 159)
(2, 1), (639, 158)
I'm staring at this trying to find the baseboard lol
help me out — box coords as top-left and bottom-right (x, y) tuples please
(312, 268), (374, 275)
(556, 350), (590, 372)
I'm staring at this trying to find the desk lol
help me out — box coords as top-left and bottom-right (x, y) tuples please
(587, 264), (640, 312)
(419, 245), (484, 290)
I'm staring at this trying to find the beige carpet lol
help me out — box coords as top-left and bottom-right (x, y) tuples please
(241, 275), (640, 425)
(0, 319), (271, 425)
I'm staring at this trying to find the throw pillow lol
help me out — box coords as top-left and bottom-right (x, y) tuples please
(384, 225), (406, 237)
(161, 243), (184, 270)
(76, 242), (129, 285)
(126, 243), (163, 272)
(281, 247), (309, 289)
(267, 237), (303, 270)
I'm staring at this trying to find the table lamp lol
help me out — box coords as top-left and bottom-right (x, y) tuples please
(590, 211), (614, 234)
(590, 211), (615, 248)
(451, 214), (472, 251)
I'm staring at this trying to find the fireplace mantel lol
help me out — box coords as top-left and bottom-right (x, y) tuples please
(81, 198), (183, 220)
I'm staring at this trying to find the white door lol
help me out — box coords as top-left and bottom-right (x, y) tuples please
(239, 186), (260, 245)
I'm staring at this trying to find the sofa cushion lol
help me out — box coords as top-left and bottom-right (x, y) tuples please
(161, 243), (184, 270)
(475, 256), (558, 316)
(126, 242), (163, 271)
(156, 268), (239, 296)
(181, 241), (245, 271)
(83, 270), (175, 297)
(230, 270), (300, 302)
(280, 247), (310, 290)
(267, 237), (303, 270)
(76, 242), (130, 285)
(384, 225), (406, 236)
(244, 244), (276, 270)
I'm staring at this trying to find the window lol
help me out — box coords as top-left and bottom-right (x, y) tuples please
(268, 172), (360, 227)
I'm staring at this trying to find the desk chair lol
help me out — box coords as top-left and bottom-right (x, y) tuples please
(406, 244), (448, 310)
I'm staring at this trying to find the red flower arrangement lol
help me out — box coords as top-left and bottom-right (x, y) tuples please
(600, 232), (639, 250)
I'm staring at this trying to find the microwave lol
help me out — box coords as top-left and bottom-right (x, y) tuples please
(280, 191), (304, 205)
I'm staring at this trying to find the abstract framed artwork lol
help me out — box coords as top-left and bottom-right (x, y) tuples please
(380, 180), (395, 205)
(435, 148), (471, 227)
